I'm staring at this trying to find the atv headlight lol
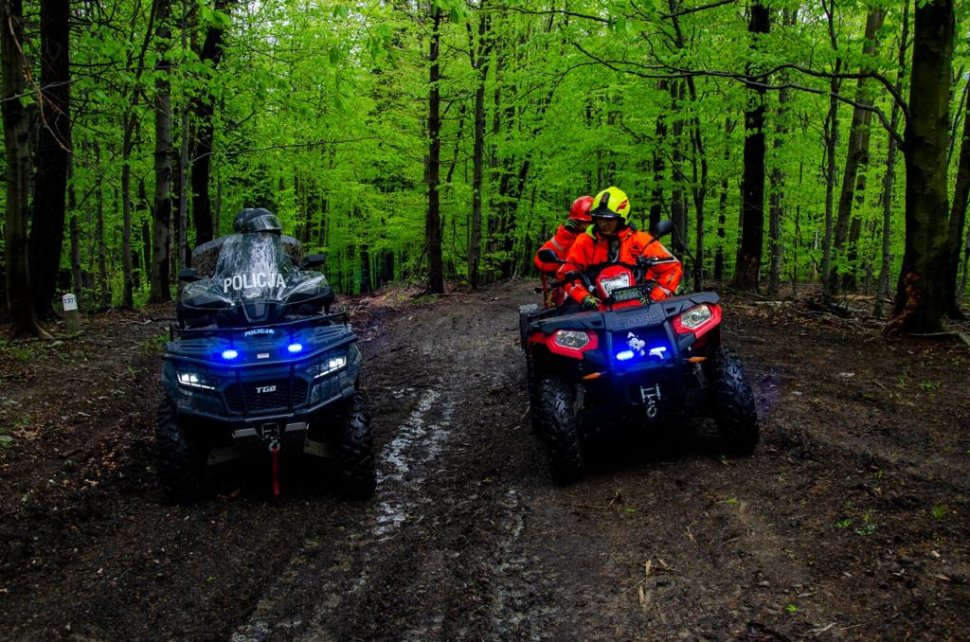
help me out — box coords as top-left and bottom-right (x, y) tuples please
(553, 330), (591, 350)
(672, 303), (722, 339)
(677, 304), (712, 330)
(310, 355), (347, 379)
(599, 273), (632, 296)
(177, 371), (216, 390)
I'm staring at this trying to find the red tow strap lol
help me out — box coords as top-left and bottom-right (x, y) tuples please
(270, 442), (281, 497)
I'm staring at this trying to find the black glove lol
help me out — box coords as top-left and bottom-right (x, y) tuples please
(581, 295), (600, 310)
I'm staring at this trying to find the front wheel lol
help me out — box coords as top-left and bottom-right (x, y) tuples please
(537, 376), (583, 484)
(709, 349), (759, 455)
(155, 398), (207, 503)
(333, 389), (376, 499)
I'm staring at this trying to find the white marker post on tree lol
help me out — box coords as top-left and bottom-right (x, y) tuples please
(62, 293), (80, 334)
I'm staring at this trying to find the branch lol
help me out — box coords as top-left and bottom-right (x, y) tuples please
(570, 42), (906, 147)
(500, 6), (611, 25)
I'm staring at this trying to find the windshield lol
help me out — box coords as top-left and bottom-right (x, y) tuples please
(212, 233), (298, 300)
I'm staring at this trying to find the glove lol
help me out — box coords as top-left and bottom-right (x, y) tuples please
(581, 295), (600, 310)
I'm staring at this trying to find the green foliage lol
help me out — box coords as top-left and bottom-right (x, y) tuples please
(7, 0), (969, 306)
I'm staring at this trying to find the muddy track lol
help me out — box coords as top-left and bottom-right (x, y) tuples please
(0, 280), (967, 641)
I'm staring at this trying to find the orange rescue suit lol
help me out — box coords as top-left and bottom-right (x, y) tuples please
(558, 226), (683, 303)
(534, 224), (581, 274)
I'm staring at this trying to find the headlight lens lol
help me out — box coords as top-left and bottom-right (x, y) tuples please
(310, 355), (347, 379)
(177, 371), (216, 390)
(553, 330), (591, 350)
(600, 273), (632, 296)
(678, 304), (713, 330)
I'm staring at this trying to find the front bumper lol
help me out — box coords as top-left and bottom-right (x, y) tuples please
(162, 342), (361, 454)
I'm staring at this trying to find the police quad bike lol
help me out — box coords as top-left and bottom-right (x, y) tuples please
(157, 214), (375, 501)
(518, 221), (759, 483)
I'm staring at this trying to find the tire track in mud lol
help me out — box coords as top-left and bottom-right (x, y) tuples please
(374, 386), (454, 540)
(230, 383), (458, 640)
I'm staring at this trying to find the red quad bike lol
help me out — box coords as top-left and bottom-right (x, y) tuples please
(518, 221), (759, 484)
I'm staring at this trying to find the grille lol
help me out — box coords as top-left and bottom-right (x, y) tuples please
(224, 378), (309, 414)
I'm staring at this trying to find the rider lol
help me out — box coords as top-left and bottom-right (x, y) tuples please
(534, 195), (593, 306)
(534, 196), (594, 271)
(559, 186), (683, 310)
(233, 207), (283, 234)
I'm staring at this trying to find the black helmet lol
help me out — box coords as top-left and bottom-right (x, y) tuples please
(233, 207), (282, 234)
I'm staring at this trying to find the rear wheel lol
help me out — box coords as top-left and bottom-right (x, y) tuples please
(709, 349), (759, 455)
(334, 390), (376, 499)
(537, 376), (583, 484)
(155, 398), (207, 503)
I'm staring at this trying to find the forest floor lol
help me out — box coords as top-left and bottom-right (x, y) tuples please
(0, 279), (968, 641)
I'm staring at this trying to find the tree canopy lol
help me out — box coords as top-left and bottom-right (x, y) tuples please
(2, 0), (969, 335)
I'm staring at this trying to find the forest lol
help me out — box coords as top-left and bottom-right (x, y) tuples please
(1, 0), (969, 336)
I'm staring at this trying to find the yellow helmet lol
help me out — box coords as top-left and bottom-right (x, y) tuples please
(590, 186), (630, 224)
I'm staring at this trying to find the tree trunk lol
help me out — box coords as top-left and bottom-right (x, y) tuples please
(650, 81), (668, 232)
(426, 6), (445, 294)
(888, 0), (954, 335)
(121, 156), (134, 308)
(766, 9), (797, 298)
(874, 3), (908, 318)
(70, 213), (81, 302)
(190, 0), (233, 249)
(670, 81), (688, 256)
(944, 78), (970, 318)
(732, 2), (769, 291)
(828, 9), (884, 299)
(468, 2), (490, 290)
(1, 0), (48, 336)
(29, 0), (71, 320)
(150, 0), (173, 303)
(713, 118), (734, 284)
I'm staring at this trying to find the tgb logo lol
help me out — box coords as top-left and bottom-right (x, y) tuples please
(255, 385), (277, 394)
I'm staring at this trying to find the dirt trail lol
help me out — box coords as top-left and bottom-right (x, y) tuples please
(0, 280), (967, 641)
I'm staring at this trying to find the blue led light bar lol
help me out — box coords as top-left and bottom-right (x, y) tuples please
(222, 348), (239, 360)
(287, 343), (303, 354)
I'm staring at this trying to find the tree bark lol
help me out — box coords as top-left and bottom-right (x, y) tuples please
(150, 0), (173, 303)
(713, 118), (734, 284)
(426, 6), (445, 294)
(190, 0), (233, 249)
(2, 0), (48, 336)
(468, 2), (490, 290)
(888, 0), (954, 335)
(732, 2), (769, 291)
(874, 3), (908, 318)
(944, 79), (970, 318)
(29, 0), (71, 320)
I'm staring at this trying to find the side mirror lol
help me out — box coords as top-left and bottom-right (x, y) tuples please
(302, 253), (326, 269)
(537, 248), (561, 264)
(652, 220), (675, 239)
(178, 267), (200, 282)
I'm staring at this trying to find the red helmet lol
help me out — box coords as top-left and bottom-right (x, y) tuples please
(568, 195), (594, 223)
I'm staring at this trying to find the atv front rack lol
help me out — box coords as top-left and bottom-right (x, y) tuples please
(169, 309), (349, 341)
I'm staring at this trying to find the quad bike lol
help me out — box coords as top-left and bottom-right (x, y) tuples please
(519, 221), (759, 483)
(157, 216), (375, 501)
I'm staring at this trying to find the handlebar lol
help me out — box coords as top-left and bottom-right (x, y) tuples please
(546, 256), (679, 289)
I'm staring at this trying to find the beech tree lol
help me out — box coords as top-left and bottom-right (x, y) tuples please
(889, 0), (956, 334)
(29, 0), (71, 319)
(2, 0), (47, 336)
